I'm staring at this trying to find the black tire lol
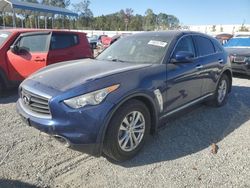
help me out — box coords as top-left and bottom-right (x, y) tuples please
(207, 74), (230, 107)
(103, 99), (151, 162)
(0, 80), (4, 97)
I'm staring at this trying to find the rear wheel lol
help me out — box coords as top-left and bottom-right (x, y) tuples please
(208, 74), (229, 107)
(103, 99), (150, 162)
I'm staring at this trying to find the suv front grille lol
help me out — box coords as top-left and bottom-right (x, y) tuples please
(21, 88), (51, 118)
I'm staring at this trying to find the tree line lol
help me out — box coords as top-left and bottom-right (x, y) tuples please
(0, 0), (180, 31)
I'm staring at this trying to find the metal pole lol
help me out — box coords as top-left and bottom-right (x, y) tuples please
(34, 15), (37, 28)
(37, 14), (40, 28)
(29, 14), (32, 28)
(44, 16), (47, 29)
(23, 12), (25, 28)
(3, 12), (5, 28)
(68, 16), (70, 30)
(12, 8), (16, 28)
(51, 15), (54, 29)
(62, 16), (64, 29)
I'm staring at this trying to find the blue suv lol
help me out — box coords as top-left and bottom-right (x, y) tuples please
(17, 31), (232, 161)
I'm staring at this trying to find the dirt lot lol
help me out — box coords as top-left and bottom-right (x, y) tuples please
(0, 76), (250, 188)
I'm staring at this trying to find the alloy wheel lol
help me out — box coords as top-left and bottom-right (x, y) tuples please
(118, 111), (145, 152)
(217, 79), (227, 103)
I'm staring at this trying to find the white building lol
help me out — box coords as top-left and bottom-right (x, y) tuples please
(188, 24), (250, 35)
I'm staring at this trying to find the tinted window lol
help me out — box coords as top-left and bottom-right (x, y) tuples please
(194, 36), (215, 56)
(50, 33), (79, 50)
(173, 36), (195, 56)
(18, 34), (49, 52)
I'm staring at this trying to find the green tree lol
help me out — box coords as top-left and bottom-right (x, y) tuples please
(129, 14), (143, 31)
(239, 23), (249, 32)
(167, 15), (179, 29)
(157, 13), (168, 30)
(211, 25), (216, 32)
(144, 9), (156, 31)
(124, 8), (133, 30)
(73, 0), (93, 28)
(220, 25), (224, 32)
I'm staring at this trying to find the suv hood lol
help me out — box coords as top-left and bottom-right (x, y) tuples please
(28, 59), (151, 91)
(224, 47), (250, 56)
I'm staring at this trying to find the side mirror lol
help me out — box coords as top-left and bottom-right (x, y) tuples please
(10, 45), (19, 53)
(171, 51), (194, 63)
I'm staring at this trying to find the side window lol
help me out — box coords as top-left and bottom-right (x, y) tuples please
(17, 34), (49, 52)
(50, 33), (79, 50)
(194, 36), (215, 56)
(173, 36), (195, 56)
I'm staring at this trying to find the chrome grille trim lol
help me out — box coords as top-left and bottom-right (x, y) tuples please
(234, 56), (246, 63)
(20, 86), (52, 119)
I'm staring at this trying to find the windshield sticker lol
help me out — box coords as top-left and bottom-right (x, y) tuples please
(148, 40), (167, 47)
(0, 34), (8, 38)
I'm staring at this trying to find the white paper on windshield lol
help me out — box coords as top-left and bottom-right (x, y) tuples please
(148, 40), (167, 47)
(0, 34), (8, 38)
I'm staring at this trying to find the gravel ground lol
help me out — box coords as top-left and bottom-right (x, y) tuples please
(0, 76), (250, 188)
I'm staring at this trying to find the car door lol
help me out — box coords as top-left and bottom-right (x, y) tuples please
(7, 32), (50, 81)
(193, 35), (223, 95)
(47, 32), (82, 64)
(164, 35), (204, 113)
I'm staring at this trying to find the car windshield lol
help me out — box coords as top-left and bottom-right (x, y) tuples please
(223, 37), (250, 48)
(96, 35), (170, 64)
(0, 31), (11, 47)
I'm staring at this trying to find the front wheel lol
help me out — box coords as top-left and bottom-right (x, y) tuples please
(208, 74), (230, 107)
(103, 99), (151, 162)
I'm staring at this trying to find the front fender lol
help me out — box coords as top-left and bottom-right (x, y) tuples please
(95, 91), (159, 156)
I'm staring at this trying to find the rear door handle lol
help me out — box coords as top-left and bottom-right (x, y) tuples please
(196, 65), (203, 69)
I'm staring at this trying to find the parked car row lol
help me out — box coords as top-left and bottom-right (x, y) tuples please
(87, 33), (132, 52)
(16, 31), (233, 161)
(87, 34), (107, 49)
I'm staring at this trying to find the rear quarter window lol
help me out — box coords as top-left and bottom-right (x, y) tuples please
(50, 33), (79, 50)
(213, 40), (224, 52)
(194, 36), (215, 56)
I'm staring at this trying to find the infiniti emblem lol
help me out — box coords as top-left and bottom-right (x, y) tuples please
(23, 95), (31, 105)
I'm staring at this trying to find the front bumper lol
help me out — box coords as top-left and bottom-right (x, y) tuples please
(16, 98), (115, 156)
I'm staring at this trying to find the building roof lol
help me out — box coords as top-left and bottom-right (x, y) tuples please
(0, 0), (77, 17)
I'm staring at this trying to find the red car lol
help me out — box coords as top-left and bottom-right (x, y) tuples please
(0, 29), (92, 95)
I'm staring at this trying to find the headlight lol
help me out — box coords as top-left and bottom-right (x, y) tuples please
(64, 84), (120, 109)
